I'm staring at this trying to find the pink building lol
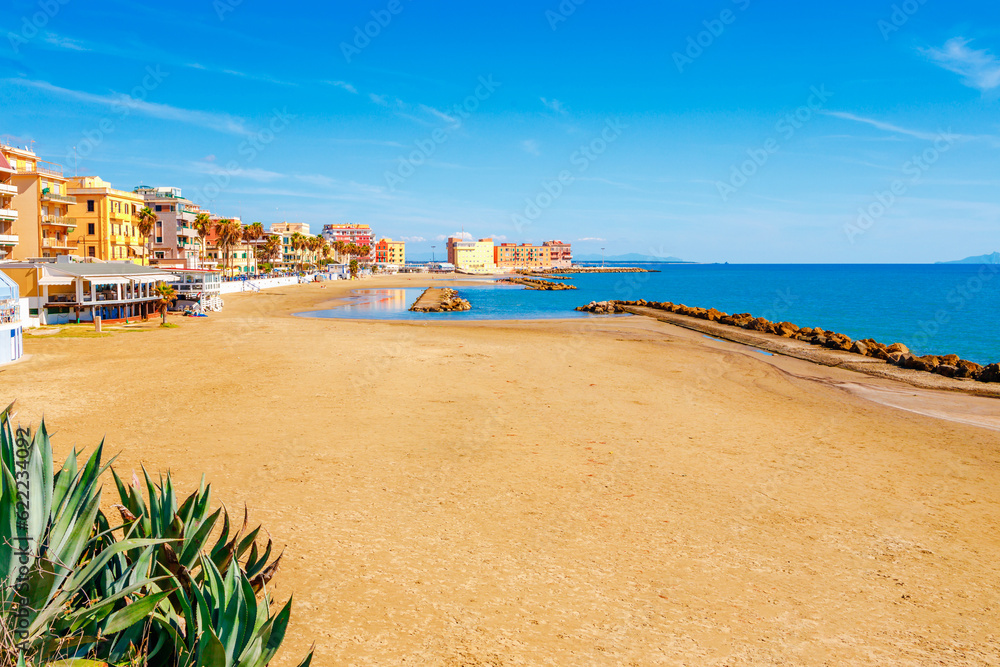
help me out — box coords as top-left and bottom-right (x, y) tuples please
(543, 240), (573, 268)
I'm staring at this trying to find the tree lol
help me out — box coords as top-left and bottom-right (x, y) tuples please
(359, 244), (372, 263)
(214, 219), (243, 277)
(136, 206), (158, 265)
(256, 235), (281, 270)
(243, 222), (265, 274)
(289, 232), (305, 272)
(193, 212), (212, 267)
(349, 258), (359, 279)
(319, 239), (331, 264)
(333, 240), (346, 263)
(153, 283), (177, 324)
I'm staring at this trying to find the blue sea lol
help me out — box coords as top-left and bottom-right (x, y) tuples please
(299, 264), (1000, 365)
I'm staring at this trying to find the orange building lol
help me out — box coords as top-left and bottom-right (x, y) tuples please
(494, 243), (552, 270)
(0, 142), (75, 259)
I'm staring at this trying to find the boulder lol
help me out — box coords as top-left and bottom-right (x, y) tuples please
(933, 365), (958, 378)
(850, 341), (869, 357)
(886, 343), (910, 355)
(955, 360), (983, 379)
(978, 363), (1000, 383)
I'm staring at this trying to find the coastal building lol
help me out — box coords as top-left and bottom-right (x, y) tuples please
(0, 258), (176, 325)
(448, 237), (496, 273)
(494, 243), (552, 270)
(168, 268), (223, 312)
(205, 217), (258, 277)
(375, 238), (406, 266)
(134, 186), (202, 268)
(0, 142), (76, 260)
(0, 270), (23, 365)
(543, 240), (573, 268)
(271, 222), (310, 235)
(66, 177), (148, 265)
(321, 224), (374, 261)
(269, 224), (319, 271)
(0, 151), (17, 261)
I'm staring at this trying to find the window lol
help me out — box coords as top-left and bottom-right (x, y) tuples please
(155, 205), (162, 212)
(88, 246), (95, 257)
(156, 237), (163, 244)
(87, 200), (95, 212)
(87, 223), (95, 235)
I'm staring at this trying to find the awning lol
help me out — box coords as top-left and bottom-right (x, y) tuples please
(131, 274), (177, 283)
(87, 276), (132, 285)
(37, 267), (76, 286)
(129, 245), (148, 255)
(0, 153), (12, 174)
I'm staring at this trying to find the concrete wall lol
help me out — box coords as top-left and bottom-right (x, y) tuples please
(219, 276), (302, 294)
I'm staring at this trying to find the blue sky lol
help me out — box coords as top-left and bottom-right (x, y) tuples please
(2, 0), (998, 262)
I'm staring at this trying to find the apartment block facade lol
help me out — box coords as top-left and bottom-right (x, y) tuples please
(494, 243), (552, 270)
(375, 238), (406, 265)
(135, 186), (202, 268)
(0, 143), (75, 260)
(448, 237), (496, 273)
(321, 224), (374, 260)
(67, 177), (148, 264)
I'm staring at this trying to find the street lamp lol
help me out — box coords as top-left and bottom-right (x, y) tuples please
(431, 245), (436, 263)
(601, 247), (605, 268)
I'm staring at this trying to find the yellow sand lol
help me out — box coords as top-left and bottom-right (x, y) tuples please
(4, 276), (999, 666)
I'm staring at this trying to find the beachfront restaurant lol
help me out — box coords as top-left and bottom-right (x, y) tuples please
(0, 261), (178, 325)
(169, 269), (223, 312)
(0, 270), (23, 365)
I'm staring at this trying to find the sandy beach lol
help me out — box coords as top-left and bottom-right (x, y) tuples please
(4, 276), (999, 666)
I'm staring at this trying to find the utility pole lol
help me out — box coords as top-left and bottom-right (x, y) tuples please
(601, 247), (605, 268)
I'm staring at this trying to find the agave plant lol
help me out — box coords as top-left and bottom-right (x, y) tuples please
(0, 405), (313, 667)
(0, 402), (165, 665)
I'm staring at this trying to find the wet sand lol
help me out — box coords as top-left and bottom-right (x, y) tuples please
(3, 276), (999, 666)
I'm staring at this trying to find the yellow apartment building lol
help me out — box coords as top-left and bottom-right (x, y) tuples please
(447, 237), (496, 273)
(494, 243), (553, 270)
(375, 238), (406, 265)
(67, 177), (149, 265)
(0, 142), (76, 259)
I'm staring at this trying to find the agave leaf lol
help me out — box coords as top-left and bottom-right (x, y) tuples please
(179, 507), (222, 569)
(198, 624), (228, 667)
(295, 646), (316, 667)
(102, 590), (170, 635)
(249, 551), (283, 594)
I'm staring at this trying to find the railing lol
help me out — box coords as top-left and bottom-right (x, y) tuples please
(42, 215), (75, 227)
(42, 238), (72, 249)
(40, 189), (76, 204)
(0, 234), (18, 245)
(0, 183), (17, 196)
(33, 166), (63, 178)
(0, 208), (17, 220)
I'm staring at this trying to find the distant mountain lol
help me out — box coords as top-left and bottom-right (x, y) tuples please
(937, 252), (1000, 265)
(574, 253), (690, 263)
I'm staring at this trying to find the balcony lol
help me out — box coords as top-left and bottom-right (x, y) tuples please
(178, 226), (200, 238)
(42, 215), (76, 230)
(40, 189), (75, 205)
(0, 234), (17, 246)
(0, 183), (17, 196)
(42, 238), (73, 249)
(33, 166), (63, 178)
(0, 208), (16, 221)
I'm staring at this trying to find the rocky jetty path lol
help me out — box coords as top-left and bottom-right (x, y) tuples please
(409, 288), (472, 313)
(499, 277), (577, 291)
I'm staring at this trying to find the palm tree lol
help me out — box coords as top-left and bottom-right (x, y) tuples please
(243, 222), (265, 274)
(256, 235), (281, 271)
(359, 244), (372, 264)
(319, 239), (331, 264)
(289, 232), (307, 272)
(193, 212), (212, 267)
(153, 284), (177, 324)
(332, 240), (346, 263)
(136, 207), (157, 266)
(349, 258), (359, 279)
(214, 219), (243, 277)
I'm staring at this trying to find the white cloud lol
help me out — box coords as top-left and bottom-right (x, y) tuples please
(521, 139), (540, 156)
(491, 234), (508, 241)
(823, 111), (948, 142)
(369, 93), (389, 106)
(923, 37), (1000, 92)
(541, 97), (567, 115)
(401, 236), (426, 242)
(6, 78), (247, 134)
(325, 80), (358, 94)
(419, 104), (459, 126)
(577, 237), (605, 242)
(435, 232), (474, 241)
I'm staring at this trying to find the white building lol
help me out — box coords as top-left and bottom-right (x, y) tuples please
(0, 270), (24, 365)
